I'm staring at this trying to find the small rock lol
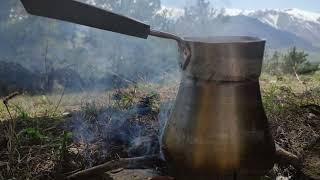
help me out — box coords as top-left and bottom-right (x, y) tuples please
(276, 176), (289, 180)
(68, 147), (80, 155)
(308, 113), (316, 119)
(63, 112), (72, 117)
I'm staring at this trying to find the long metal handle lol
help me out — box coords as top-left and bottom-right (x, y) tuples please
(21, 0), (151, 39)
(149, 29), (183, 42)
(20, 0), (184, 42)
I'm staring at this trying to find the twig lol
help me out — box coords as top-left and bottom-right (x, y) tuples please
(3, 92), (21, 105)
(293, 67), (304, 85)
(2, 92), (21, 136)
(0, 161), (9, 167)
(275, 143), (302, 170)
(107, 71), (136, 85)
(3, 102), (14, 123)
(66, 155), (161, 179)
(2, 91), (21, 121)
(44, 39), (50, 91)
(64, 169), (82, 176)
(2, 92), (21, 169)
(300, 104), (320, 115)
(66, 147), (302, 180)
(52, 88), (65, 116)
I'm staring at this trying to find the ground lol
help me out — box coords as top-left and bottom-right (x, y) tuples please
(0, 73), (320, 180)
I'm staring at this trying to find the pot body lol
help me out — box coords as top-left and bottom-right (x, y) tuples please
(161, 37), (275, 179)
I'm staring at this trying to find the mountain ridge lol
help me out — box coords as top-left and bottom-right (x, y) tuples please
(161, 7), (320, 50)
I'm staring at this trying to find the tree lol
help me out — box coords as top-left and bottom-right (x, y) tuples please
(1, 0), (179, 91)
(264, 51), (282, 75)
(263, 48), (318, 77)
(282, 47), (308, 75)
(80, 0), (176, 84)
(85, 0), (161, 23)
(296, 61), (319, 74)
(283, 47), (316, 83)
(175, 0), (213, 36)
(174, 0), (225, 37)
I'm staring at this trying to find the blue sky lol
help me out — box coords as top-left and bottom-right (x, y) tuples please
(161, 0), (320, 12)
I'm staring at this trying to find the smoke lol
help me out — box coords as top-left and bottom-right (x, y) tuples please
(158, 100), (175, 160)
(65, 84), (178, 167)
(0, 0), (235, 94)
(159, 101), (174, 141)
(59, 0), (235, 165)
(66, 91), (171, 165)
(0, 0), (228, 167)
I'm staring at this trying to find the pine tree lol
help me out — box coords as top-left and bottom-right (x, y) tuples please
(282, 47), (308, 75)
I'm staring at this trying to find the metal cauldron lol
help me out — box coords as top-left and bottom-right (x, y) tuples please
(20, 0), (276, 178)
(161, 37), (275, 179)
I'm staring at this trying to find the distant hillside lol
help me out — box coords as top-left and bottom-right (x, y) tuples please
(163, 7), (320, 51)
(211, 15), (316, 50)
(244, 9), (320, 49)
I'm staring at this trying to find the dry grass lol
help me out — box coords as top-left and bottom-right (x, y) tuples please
(0, 75), (319, 179)
(0, 84), (167, 179)
(261, 73), (320, 179)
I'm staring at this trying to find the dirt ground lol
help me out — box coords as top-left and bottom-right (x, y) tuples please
(0, 78), (320, 180)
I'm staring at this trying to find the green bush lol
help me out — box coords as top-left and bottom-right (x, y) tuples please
(296, 62), (319, 74)
(262, 85), (300, 113)
(263, 47), (318, 75)
(18, 127), (47, 144)
(13, 104), (29, 120)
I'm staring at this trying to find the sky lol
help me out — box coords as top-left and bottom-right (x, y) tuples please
(161, 0), (320, 13)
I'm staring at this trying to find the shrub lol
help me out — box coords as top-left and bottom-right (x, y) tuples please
(296, 62), (319, 74)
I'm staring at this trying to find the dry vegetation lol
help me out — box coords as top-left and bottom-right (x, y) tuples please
(0, 74), (320, 180)
(261, 73), (320, 179)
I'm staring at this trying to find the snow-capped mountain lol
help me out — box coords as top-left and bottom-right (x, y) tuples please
(224, 8), (320, 48)
(161, 7), (320, 50)
(224, 8), (320, 25)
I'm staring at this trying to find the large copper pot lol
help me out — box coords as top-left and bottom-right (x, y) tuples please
(161, 37), (275, 179)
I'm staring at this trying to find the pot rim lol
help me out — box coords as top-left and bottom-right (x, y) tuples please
(182, 36), (265, 44)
